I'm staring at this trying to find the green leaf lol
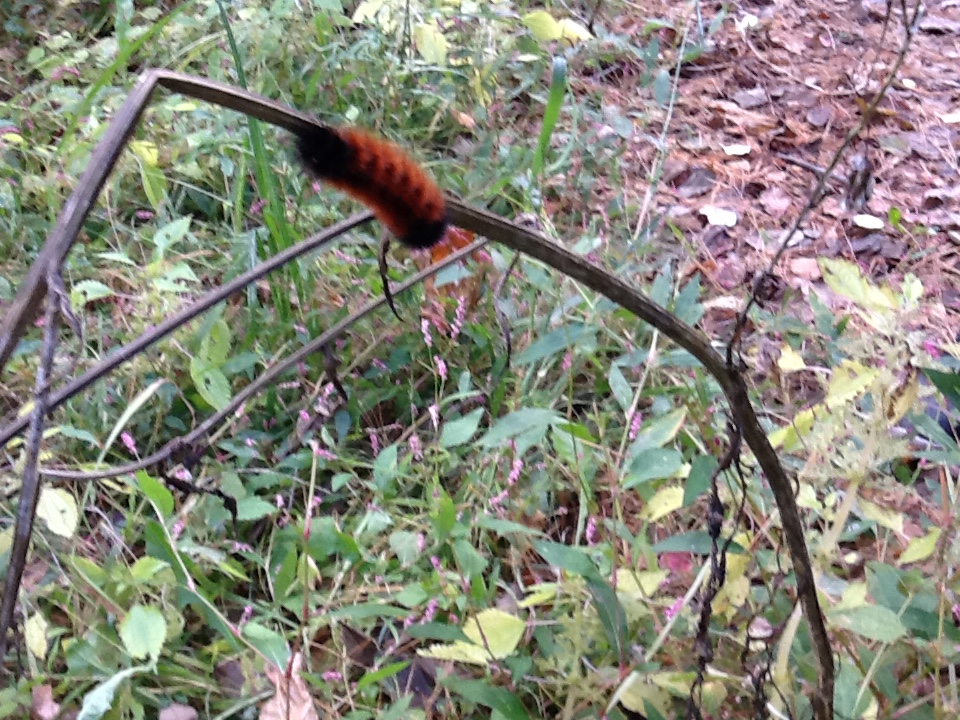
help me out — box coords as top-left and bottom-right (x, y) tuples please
(653, 68), (672, 107)
(922, 368), (960, 410)
(235, 497), (277, 522)
(373, 443), (399, 491)
(608, 364), (633, 414)
(622, 448), (683, 488)
(70, 280), (114, 310)
(532, 540), (600, 581)
(444, 677), (530, 720)
(242, 622), (290, 667)
(199, 319), (232, 366)
(440, 407), (484, 448)
(406, 622), (472, 644)
(533, 56), (567, 177)
(119, 604), (167, 662)
(478, 408), (560, 447)
(190, 356), (231, 410)
(513, 323), (586, 365)
(453, 538), (488, 576)
(828, 604), (907, 643)
(683, 454), (717, 506)
(136, 471), (174, 519)
(150, 216), (192, 260)
(390, 530), (422, 567)
(77, 666), (148, 720)
(627, 408), (687, 456)
(588, 578), (627, 657)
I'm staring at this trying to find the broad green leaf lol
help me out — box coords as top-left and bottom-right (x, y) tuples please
(130, 556), (170, 584)
(243, 622), (290, 667)
(922, 368), (960, 410)
(445, 677), (530, 720)
(150, 216), (191, 260)
(653, 68), (672, 107)
(136, 471), (174, 519)
(532, 540), (600, 581)
(190, 357), (231, 410)
(829, 604), (906, 643)
(608, 364), (633, 413)
(70, 280), (114, 310)
(899, 527), (941, 565)
(36, 487), (78, 538)
(628, 408), (687, 456)
(389, 530), (422, 567)
(478, 408), (560, 447)
(77, 665), (148, 720)
(119, 604), (167, 661)
(200, 319), (232, 367)
(440, 407), (484, 448)
(513, 323), (587, 365)
(623, 448), (683, 488)
(683, 454), (716, 505)
(414, 21), (447, 64)
(236, 497), (277, 522)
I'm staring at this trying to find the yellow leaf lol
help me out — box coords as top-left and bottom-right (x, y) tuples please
(615, 672), (671, 716)
(128, 140), (159, 167)
(414, 22), (448, 64)
(616, 569), (668, 597)
(819, 257), (897, 313)
(556, 18), (593, 45)
(768, 406), (817, 450)
(522, 10), (561, 41)
(778, 345), (806, 372)
(418, 608), (525, 665)
(37, 487), (79, 538)
(857, 497), (903, 534)
(825, 360), (877, 409)
(640, 486), (684, 522)
(518, 584), (558, 608)
(899, 527), (941, 565)
(1, 132), (24, 145)
(25, 612), (48, 661)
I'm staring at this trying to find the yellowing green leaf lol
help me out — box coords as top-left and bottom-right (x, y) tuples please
(556, 18), (593, 44)
(778, 345), (806, 371)
(522, 10), (561, 41)
(1, 132), (24, 144)
(518, 584), (558, 608)
(820, 257), (897, 312)
(414, 22), (447, 64)
(899, 527), (941, 565)
(615, 569), (668, 597)
(119, 604), (167, 662)
(857, 497), (903, 534)
(418, 608), (524, 665)
(640, 485), (684, 522)
(768, 407), (816, 450)
(37, 487), (78, 538)
(615, 672), (671, 716)
(129, 140), (159, 167)
(352, 0), (394, 29)
(825, 360), (877, 409)
(25, 612), (48, 661)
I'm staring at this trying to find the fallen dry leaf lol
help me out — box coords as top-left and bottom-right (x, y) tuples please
(261, 653), (320, 720)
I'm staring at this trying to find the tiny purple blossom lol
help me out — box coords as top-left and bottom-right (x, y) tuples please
(421, 318), (433, 348)
(121, 432), (137, 455)
(434, 355), (447, 381)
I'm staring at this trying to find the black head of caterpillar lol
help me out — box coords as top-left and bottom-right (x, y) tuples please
(295, 124), (448, 250)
